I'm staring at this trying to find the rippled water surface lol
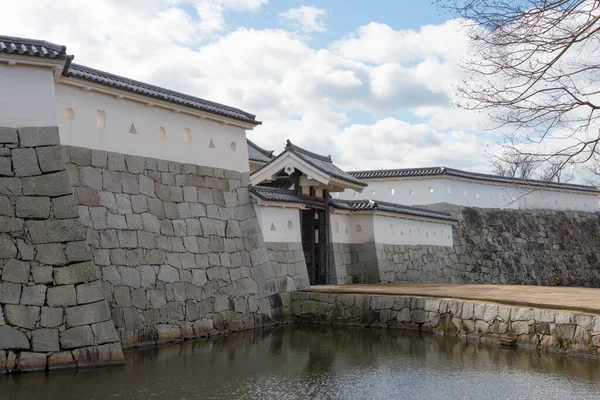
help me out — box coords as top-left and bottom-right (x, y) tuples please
(3, 326), (600, 399)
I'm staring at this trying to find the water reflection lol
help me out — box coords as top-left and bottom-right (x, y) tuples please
(2, 325), (600, 399)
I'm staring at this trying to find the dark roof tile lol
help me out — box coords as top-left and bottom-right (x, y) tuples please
(0, 35), (73, 70)
(281, 140), (367, 187)
(330, 199), (457, 221)
(349, 166), (600, 193)
(247, 139), (274, 163)
(250, 186), (305, 204)
(66, 64), (260, 125)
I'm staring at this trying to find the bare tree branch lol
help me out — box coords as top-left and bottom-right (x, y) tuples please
(437, 0), (600, 181)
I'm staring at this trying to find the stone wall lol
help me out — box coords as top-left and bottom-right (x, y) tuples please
(286, 291), (600, 358)
(378, 207), (600, 286)
(329, 242), (385, 284)
(65, 146), (296, 348)
(264, 242), (310, 292)
(0, 127), (123, 374)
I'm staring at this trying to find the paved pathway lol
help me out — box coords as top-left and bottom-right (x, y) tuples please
(307, 284), (600, 315)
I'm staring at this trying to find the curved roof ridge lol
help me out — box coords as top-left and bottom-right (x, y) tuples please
(247, 139), (274, 159)
(285, 140), (332, 163)
(0, 34), (74, 72)
(348, 166), (600, 193)
(66, 63), (259, 124)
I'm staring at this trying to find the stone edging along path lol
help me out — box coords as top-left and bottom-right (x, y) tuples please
(283, 290), (600, 358)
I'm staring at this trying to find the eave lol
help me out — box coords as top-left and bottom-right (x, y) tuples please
(0, 54), (67, 80)
(57, 76), (258, 130)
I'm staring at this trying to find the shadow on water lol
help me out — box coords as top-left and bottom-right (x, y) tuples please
(2, 326), (600, 399)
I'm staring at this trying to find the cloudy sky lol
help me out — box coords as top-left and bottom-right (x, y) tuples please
(2, 0), (498, 172)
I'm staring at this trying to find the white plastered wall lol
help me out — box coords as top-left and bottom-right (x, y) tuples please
(338, 177), (599, 213)
(330, 212), (453, 246)
(372, 215), (453, 247)
(55, 84), (250, 172)
(254, 204), (302, 243)
(0, 64), (57, 128)
(330, 213), (375, 244)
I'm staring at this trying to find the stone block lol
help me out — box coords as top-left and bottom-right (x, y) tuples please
(16, 196), (51, 218)
(20, 285), (47, 306)
(118, 230), (138, 248)
(32, 265), (53, 284)
(0, 177), (21, 196)
(71, 342), (124, 367)
(65, 300), (111, 327)
(36, 243), (67, 265)
(98, 191), (117, 210)
(41, 307), (64, 328)
(0, 282), (21, 304)
(142, 213), (160, 233)
(16, 352), (47, 372)
(48, 352), (77, 371)
(108, 152), (126, 171)
(139, 175), (154, 196)
(0, 158), (12, 178)
(2, 259), (30, 283)
(32, 328), (60, 352)
(90, 149), (108, 168)
(131, 194), (148, 213)
(60, 325), (94, 349)
(65, 241), (92, 262)
(122, 173), (139, 194)
(103, 170), (122, 192)
(47, 285), (77, 307)
(0, 127), (18, 143)
(78, 167), (102, 191)
(37, 146), (64, 173)
(27, 219), (86, 243)
(120, 266), (141, 288)
(22, 170), (71, 197)
(53, 261), (100, 285)
(0, 326), (30, 350)
(92, 320), (120, 344)
(140, 265), (156, 288)
(4, 305), (39, 329)
(12, 148), (41, 176)
(0, 196), (13, 216)
(158, 265), (179, 283)
(52, 195), (79, 219)
(114, 286), (132, 307)
(68, 146), (91, 166)
(0, 216), (23, 233)
(0, 234), (17, 259)
(76, 281), (105, 304)
(75, 187), (100, 206)
(107, 212), (127, 229)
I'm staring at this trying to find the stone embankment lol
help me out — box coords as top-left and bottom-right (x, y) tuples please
(0, 127), (123, 373)
(64, 145), (307, 349)
(285, 291), (600, 358)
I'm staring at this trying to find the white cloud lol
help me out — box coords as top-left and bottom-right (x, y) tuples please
(193, 0), (268, 34)
(279, 6), (327, 33)
(0, 1), (492, 174)
(331, 20), (468, 64)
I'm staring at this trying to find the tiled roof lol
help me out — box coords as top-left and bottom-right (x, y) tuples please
(349, 166), (600, 193)
(250, 186), (456, 221)
(249, 186), (306, 204)
(66, 64), (260, 125)
(0, 35), (260, 125)
(258, 177), (294, 190)
(282, 140), (367, 187)
(330, 199), (457, 221)
(0, 35), (73, 69)
(247, 139), (274, 163)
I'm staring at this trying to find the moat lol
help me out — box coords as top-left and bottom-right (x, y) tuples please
(2, 326), (600, 400)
